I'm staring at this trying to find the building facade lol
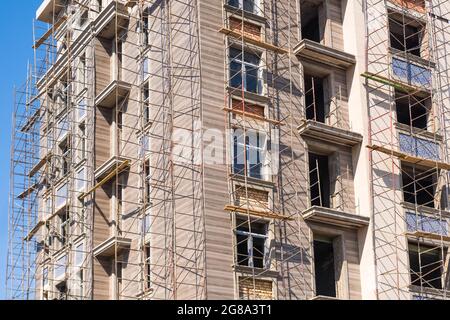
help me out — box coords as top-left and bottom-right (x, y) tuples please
(7, 0), (450, 300)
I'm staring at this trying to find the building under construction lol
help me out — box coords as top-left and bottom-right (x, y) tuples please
(6, 0), (450, 300)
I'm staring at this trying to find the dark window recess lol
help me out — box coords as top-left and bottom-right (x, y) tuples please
(402, 164), (436, 208)
(314, 238), (337, 297)
(301, 0), (322, 42)
(309, 153), (330, 208)
(389, 16), (422, 57)
(395, 91), (429, 130)
(236, 219), (268, 269)
(305, 74), (326, 123)
(145, 245), (151, 289)
(409, 243), (444, 289)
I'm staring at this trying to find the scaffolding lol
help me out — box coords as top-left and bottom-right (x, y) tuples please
(364, 0), (450, 299)
(7, 0), (206, 300)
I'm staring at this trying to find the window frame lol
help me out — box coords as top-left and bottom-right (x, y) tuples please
(228, 0), (262, 15)
(229, 47), (263, 95)
(233, 128), (267, 180)
(235, 218), (270, 269)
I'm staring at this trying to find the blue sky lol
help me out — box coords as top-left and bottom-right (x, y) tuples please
(0, 1), (42, 299)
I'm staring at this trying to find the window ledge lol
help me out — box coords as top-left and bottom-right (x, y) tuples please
(389, 47), (435, 68)
(310, 295), (341, 301)
(302, 206), (369, 229)
(298, 120), (363, 147)
(409, 285), (448, 299)
(395, 122), (443, 142)
(227, 86), (269, 104)
(93, 236), (132, 258)
(294, 39), (356, 69)
(232, 265), (279, 278)
(401, 201), (450, 218)
(229, 173), (275, 188)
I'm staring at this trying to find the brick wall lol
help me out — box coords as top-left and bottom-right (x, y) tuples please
(390, 0), (426, 13)
(232, 99), (265, 117)
(239, 278), (273, 300)
(235, 187), (269, 211)
(229, 18), (261, 41)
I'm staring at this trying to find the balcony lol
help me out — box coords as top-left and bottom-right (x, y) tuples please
(404, 204), (450, 242)
(36, 0), (66, 23)
(294, 39), (356, 69)
(94, 1), (129, 40)
(95, 80), (131, 108)
(94, 156), (132, 181)
(301, 206), (370, 229)
(298, 120), (363, 147)
(392, 56), (432, 94)
(93, 236), (132, 258)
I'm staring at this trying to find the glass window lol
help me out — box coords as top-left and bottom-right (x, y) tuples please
(76, 167), (86, 192)
(233, 129), (265, 180)
(56, 182), (68, 209)
(228, 0), (260, 15)
(43, 267), (49, 287)
(236, 218), (269, 269)
(229, 48), (262, 94)
(54, 255), (67, 279)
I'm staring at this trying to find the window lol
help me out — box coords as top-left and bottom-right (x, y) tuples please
(96, 0), (103, 13)
(236, 218), (269, 269)
(57, 115), (68, 142)
(47, 129), (54, 152)
(145, 245), (151, 290)
(56, 182), (68, 209)
(389, 13), (424, 57)
(77, 99), (87, 121)
(300, 0), (325, 43)
(43, 267), (49, 288)
(78, 54), (86, 93)
(143, 81), (150, 124)
(142, 8), (150, 46)
(54, 254), (67, 280)
(143, 57), (150, 80)
(79, 10), (89, 28)
(313, 236), (337, 297)
(229, 48), (262, 94)
(144, 160), (151, 204)
(59, 211), (69, 247)
(395, 90), (430, 130)
(59, 137), (70, 177)
(401, 163), (437, 209)
(78, 122), (86, 162)
(228, 0), (261, 15)
(304, 74), (328, 123)
(143, 213), (151, 234)
(309, 152), (330, 208)
(74, 243), (84, 267)
(76, 167), (86, 192)
(409, 243), (445, 289)
(233, 129), (266, 180)
(44, 197), (52, 219)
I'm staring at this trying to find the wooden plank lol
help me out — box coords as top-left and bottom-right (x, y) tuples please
(218, 28), (289, 54)
(79, 160), (131, 200)
(406, 231), (450, 242)
(367, 144), (450, 170)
